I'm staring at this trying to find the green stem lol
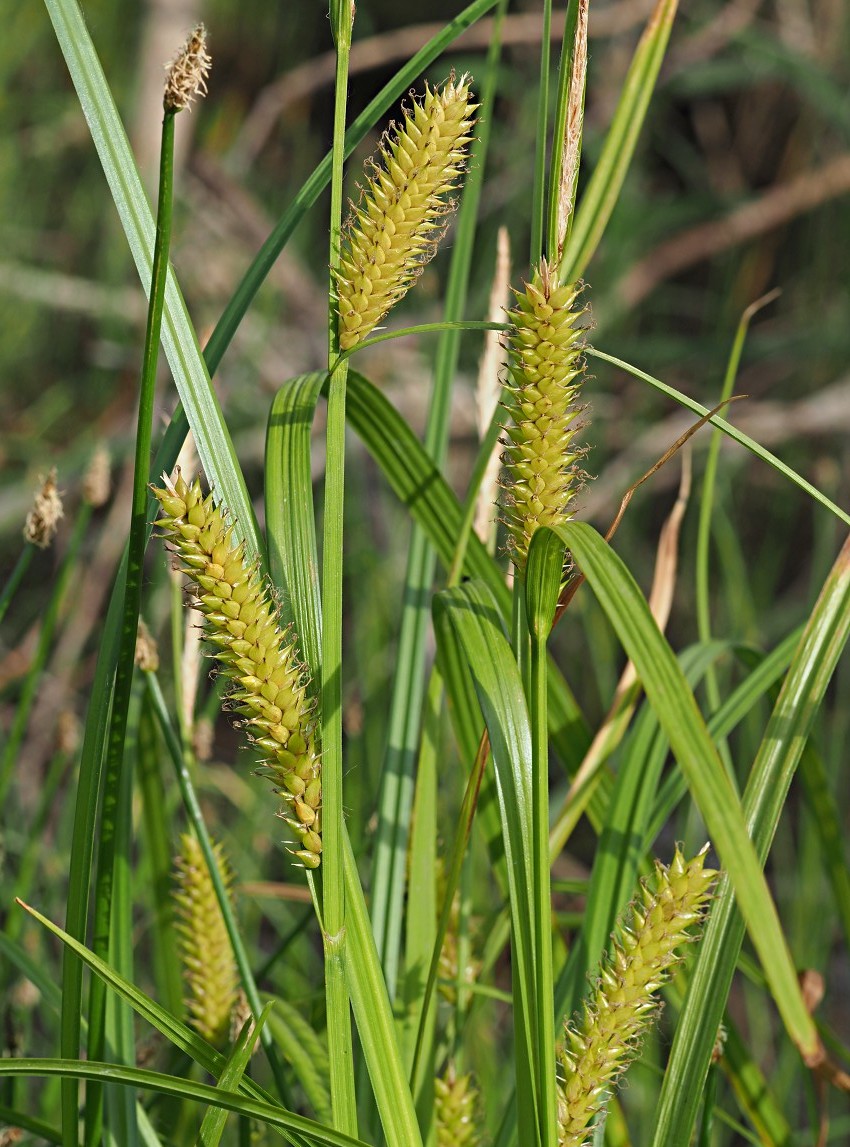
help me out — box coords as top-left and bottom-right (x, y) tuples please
(78, 109), (175, 1147)
(322, 5), (358, 1135)
(529, 605), (558, 1147)
(348, 320), (507, 355)
(0, 545), (34, 626)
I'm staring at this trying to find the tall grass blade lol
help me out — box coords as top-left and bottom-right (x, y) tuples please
(434, 581), (542, 1146)
(44, 0), (259, 555)
(651, 533), (850, 1145)
(0, 1059), (369, 1146)
(553, 521), (819, 1058)
(198, 1006), (272, 1147)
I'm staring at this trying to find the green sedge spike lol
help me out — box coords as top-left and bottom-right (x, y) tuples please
(435, 1065), (482, 1147)
(152, 472), (322, 869)
(502, 260), (588, 573)
(173, 833), (239, 1047)
(335, 74), (477, 351)
(557, 846), (718, 1146)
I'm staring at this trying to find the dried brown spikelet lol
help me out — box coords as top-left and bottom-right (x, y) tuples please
(135, 618), (160, 672)
(152, 472), (322, 869)
(173, 833), (239, 1047)
(164, 24), (211, 113)
(502, 261), (588, 573)
(435, 1065), (482, 1147)
(23, 469), (63, 549)
(82, 446), (111, 508)
(557, 847), (717, 1146)
(335, 75), (477, 350)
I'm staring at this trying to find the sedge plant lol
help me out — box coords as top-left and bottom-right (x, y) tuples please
(2, 3), (850, 1147)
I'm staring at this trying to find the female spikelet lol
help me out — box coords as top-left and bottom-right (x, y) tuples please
(335, 75), (476, 350)
(153, 473), (322, 869)
(502, 260), (587, 573)
(557, 847), (717, 1145)
(173, 833), (239, 1046)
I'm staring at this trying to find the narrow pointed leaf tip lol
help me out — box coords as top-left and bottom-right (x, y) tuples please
(335, 75), (477, 350)
(152, 472), (322, 869)
(558, 846), (717, 1146)
(502, 261), (588, 573)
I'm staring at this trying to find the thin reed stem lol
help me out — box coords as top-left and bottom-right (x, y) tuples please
(322, 1), (358, 1134)
(0, 545), (34, 626)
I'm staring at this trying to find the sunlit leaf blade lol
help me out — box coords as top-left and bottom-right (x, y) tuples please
(265, 374), (327, 679)
(434, 581), (543, 1144)
(198, 1006), (272, 1147)
(651, 534), (850, 1146)
(551, 521), (819, 1058)
(342, 837), (424, 1147)
(0, 1060), (369, 1147)
(17, 902), (281, 1114)
(263, 376), (422, 1145)
(44, 0), (260, 556)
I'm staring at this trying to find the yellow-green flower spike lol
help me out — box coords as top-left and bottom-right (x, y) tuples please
(435, 1065), (482, 1147)
(557, 847), (718, 1147)
(335, 75), (477, 351)
(152, 472), (322, 869)
(173, 833), (239, 1047)
(502, 260), (588, 573)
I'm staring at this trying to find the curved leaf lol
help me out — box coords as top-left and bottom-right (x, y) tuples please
(552, 521), (819, 1059)
(434, 581), (543, 1144)
(265, 374), (326, 680)
(651, 534), (850, 1145)
(0, 1060), (368, 1147)
(44, 0), (259, 555)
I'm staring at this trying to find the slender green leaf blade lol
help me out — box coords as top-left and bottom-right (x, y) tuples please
(0, 1060), (369, 1147)
(198, 1006), (272, 1147)
(44, 0), (260, 555)
(554, 521), (819, 1058)
(651, 534), (850, 1145)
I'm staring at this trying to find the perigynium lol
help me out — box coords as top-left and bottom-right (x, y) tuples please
(152, 472), (322, 869)
(502, 259), (588, 573)
(335, 74), (477, 351)
(557, 846), (718, 1146)
(435, 1064), (482, 1147)
(173, 832), (239, 1047)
